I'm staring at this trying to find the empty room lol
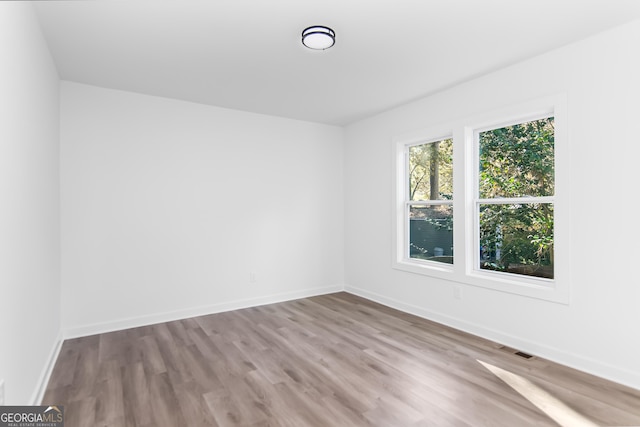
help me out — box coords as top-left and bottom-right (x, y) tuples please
(2, 0), (640, 425)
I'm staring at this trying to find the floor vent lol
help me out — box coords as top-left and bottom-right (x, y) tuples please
(514, 351), (533, 359)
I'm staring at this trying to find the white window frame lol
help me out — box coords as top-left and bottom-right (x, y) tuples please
(403, 137), (454, 269)
(393, 95), (570, 304)
(393, 124), (457, 281)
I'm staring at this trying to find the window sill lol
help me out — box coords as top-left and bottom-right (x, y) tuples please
(393, 259), (569, 304)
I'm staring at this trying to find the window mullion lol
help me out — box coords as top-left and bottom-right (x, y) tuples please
(476, 196), (554, 205)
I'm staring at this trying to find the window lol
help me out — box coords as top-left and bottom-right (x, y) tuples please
(393, 95), (569, 303)
(408, 138), (454, 264)
(476, 116), (555, 279)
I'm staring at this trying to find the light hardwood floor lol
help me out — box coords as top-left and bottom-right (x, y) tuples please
(43, 292), (640, 426)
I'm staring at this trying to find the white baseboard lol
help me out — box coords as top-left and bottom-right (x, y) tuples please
(31, 330), (64, 405)
(345, 284), (640, 391)
(63, 284), (344, 339)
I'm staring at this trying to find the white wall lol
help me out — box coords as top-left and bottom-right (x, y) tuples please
(0, 3), (61, 404)
(344, 20), (640, 389)
(61, 82), (344, 335)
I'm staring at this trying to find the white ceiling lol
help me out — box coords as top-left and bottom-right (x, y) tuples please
(33, 0), (640, 125)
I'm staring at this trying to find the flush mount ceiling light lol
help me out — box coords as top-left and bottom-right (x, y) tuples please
(302, 26), (335, 50)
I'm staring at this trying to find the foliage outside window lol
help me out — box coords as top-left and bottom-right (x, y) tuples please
(477, 117), (554, 279)
(408, 138), (453, 264)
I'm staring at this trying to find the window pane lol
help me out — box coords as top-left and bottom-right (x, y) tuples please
(409, 138), (453, 201)
(479, 117), (554, 198)
(409, 205), (453, 264)
(479, 203), (553, 279)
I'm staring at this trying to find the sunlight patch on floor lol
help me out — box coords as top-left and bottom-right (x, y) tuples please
(477, 360), (598, 427)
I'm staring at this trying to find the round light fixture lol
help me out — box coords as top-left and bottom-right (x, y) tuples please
(302, 26), (335, 50)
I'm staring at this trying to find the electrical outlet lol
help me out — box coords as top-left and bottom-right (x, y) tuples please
(249, 272), (257, 283)
(454, 286), (463, 300)
(0, 379), (5, 405)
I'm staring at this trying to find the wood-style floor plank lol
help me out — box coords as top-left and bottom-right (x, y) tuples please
(43, 292), (640, 426)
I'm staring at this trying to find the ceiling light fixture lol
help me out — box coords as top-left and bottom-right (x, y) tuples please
(302, 26), (335, 50)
